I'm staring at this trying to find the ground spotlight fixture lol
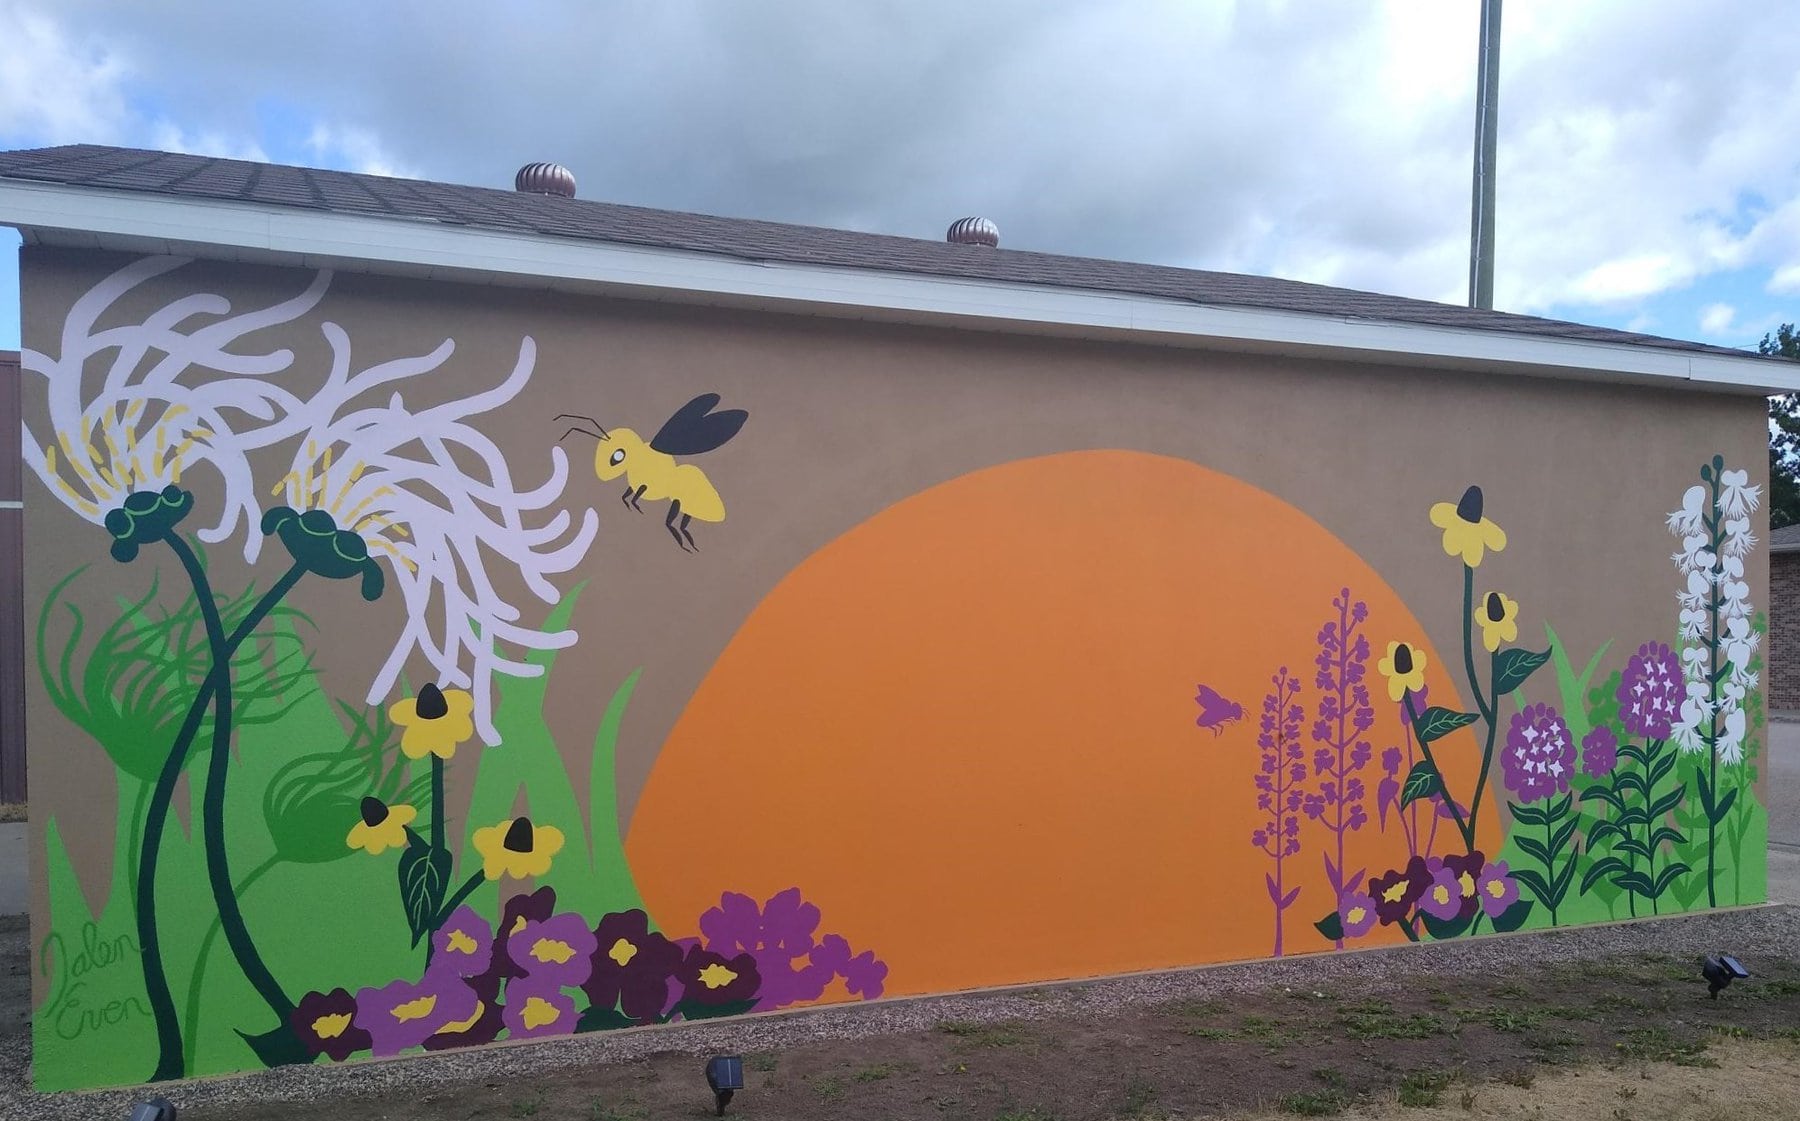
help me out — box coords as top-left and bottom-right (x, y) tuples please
(705, 1054), (744, 1116)
(1701, 954), (1749, 998)
(127, 1099), (176, 1121)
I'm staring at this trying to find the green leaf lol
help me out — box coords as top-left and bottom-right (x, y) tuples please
(1549, 817), (1580, 856)
(576, 1005), (638, 1033)
(1401, 761), (1443, 807)
(1490, 898), (1535, 933)
(1614, 871), (1656, 896)
(398, 832), (452, 946)
(1651, 862), (1694, 898)
(1647, 751), (1677, 789)
(1546, 623), (1609, 747)
(1648, 787), (1686, 820)
(1696, 770), (1715, 816)
(1414, 707), (1479, 744)
(1314, 912), (1345, 942)
(1580, 856), (1628, 895)
(1710, 786), (1739, 825)
(1614, 771), (1648, 797)
(1648, 825), (1686, 851)
(1617, 742), (1650, 765)
(1550, 860), (1577, 904)
(1512, 867), (1553, 901)
(1420, 909), (1474, 940)
(1615, 839), (1653, 862)
(1494, 647), (1553, 698)
(586, 668), (647, 916)
(1515, 836), (1553, 866)
(1509, 800), (1549, 826)
(1579, 785), (1625, 813)
(1585, 820), (1622, 848)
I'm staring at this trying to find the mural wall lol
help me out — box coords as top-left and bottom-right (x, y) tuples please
(18, 249), (1770, 1090)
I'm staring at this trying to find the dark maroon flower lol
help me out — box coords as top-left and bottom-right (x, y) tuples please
(584, 909), (683, 1023)
(479, 886), (557, 988)
(1441, 850), (1485, 918)
(679, 945), (761, 1006)
(291, 988), (369, 1062)
(1368, 856), (1431, 925)
(422, 974), (504, 1051)
(1617, 642), (1682, 741)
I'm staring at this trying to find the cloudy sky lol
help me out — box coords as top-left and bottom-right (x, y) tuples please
(3, 0), (1798, 352)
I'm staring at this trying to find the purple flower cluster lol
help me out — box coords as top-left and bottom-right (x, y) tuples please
(1617, 641), (1682, 741)
(1252, 669), (1306, 858)
(289, 886), (887, 1064)
(1581, 725), (1619, 778)
(1501, 703), (1574, 803)
(1336, 850), (1519, 939)
(1303, 590), (1376, 928)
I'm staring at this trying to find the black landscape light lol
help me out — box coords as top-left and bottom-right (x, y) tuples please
(127, 1099), (176, 1121)
(705, 1054), (744, 1116)
(1701, 954), (1750, 998)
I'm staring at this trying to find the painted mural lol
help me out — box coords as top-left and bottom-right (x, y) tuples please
(19, 254), (1767, 1091)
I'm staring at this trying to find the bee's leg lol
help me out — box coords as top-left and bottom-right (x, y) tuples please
(678, 512), (698, 552)
(630, 485), (647, 512)
(619, 486), (634, 508)
(664, 499), (691, 550)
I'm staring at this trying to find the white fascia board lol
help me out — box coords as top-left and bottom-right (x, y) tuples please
(2, 177), (1792, 396)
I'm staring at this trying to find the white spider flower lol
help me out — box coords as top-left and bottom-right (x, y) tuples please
(263, 325), (598, 744)
(1718, 468), (1761, 520)
(1667, 485), (1708, 537)
(21, 255), (330, 559)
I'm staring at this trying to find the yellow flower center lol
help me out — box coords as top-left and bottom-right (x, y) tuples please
(530, 938), (577, 965)
(1381, 882), (1408, 903)
(609, 937), (638, 967)
(1484, 880), (1506, 899)
(446, 929), (478, 955)
(697, 962), (739, 989)
(391, 994), (438, 1023)
(312, 1012), (352, 1040)
(1458, 872), (1476, 897)
(1431, 885), (1451, 905)
(512, 915), (528, 935)
(521, 995), (562, 1030)
(1345, 905), (1367, 926)
(436, 1001), (486, 1035)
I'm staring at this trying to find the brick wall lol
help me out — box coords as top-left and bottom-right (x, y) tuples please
(1772, 551), (1800, 711)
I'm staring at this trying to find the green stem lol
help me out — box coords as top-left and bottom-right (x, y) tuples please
(1704, 471), (1723, 909)
(183, 543), (306, 1026)
(133, 536), (229, 1080)
(435, 870), (488, 929)
(1645, 738), (1660, 917)
(1543, 814), (1560, 926)
(1461, 565), (1493, 723)
(1464, 658), (1501, 852)
(180, 854), (282, 1073)
(431, 755), (445, 856)
(1405, 691), (1474, 852)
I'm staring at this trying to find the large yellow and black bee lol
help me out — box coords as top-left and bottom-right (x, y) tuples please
(557, 393), (748, 552)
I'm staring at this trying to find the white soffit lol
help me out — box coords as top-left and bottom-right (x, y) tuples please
(1, 177), (1792, 396)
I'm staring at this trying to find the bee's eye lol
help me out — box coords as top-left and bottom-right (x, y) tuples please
(609, 449), (626, 466)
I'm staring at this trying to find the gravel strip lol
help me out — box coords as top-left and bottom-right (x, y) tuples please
(7, 904), (1797, 1120)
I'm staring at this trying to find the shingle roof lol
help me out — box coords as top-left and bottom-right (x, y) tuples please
(0, 144), (1775, 362)
(1770, 524), (1800, 552)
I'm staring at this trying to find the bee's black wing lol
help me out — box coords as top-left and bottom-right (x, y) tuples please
(649, 393), (749, 456)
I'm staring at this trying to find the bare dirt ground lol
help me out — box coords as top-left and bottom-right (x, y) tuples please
(164, 946), (1800, 1121)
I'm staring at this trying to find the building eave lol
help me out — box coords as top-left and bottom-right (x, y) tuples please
(1, 177), (1792, 396)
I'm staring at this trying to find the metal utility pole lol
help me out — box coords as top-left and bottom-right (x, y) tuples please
(1468, 0), (1502, 309)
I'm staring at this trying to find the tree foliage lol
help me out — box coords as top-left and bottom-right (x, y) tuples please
(1763, 324), (1800, 530)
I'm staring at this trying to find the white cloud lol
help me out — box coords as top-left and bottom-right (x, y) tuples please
(1700, 303), (1737, 335)
(304, 125), (415, 179)
(1771, 263), (1800, 295)
(148, 121), (268, 163)
(0, 6), (131, 143)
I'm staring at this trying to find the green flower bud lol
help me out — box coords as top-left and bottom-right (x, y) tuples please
(261, 506), (385, 601)
(103, 486), (194, 562)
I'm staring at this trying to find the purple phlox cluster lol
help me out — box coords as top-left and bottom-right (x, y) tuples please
(1617, 641), (1682, 742)
(1581, 725), (1619, 778)
(1252, 669), (1306, 858)
(1501, 702), (1574, 803)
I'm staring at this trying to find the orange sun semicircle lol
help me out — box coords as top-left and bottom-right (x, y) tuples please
(626, 449), (1494, 997)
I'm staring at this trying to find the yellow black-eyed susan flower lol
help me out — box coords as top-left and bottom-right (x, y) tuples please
(347, 796), (416, 855)
(1476, 591), (1519, 652)
(1428, 485), (1506, 568)
(472, 816), (564, 880)
(389, 683), (475, 760)
(1377, 641), (1428, 703)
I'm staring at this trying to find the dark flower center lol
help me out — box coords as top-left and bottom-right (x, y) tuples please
(1485, 593), (1506, 623)
(359, 796), (388, 827)
(1393, 644), (1414, 674)
(417, 683), (449, 720)
(503, 816), (534, 853)
(1455, 485), (1484, 524)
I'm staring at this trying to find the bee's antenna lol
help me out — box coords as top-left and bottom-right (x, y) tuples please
(559, 426), (601, 443)
(553, 413), (609, 438)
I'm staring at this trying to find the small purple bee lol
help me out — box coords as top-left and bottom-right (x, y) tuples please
(1193, 683), (1244, 736)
